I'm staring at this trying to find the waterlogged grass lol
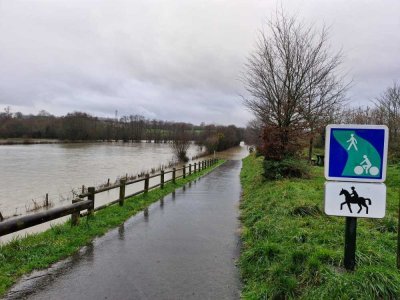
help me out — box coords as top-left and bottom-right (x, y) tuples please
(0, 160), (225, 297)
(240, 155), (400, 299)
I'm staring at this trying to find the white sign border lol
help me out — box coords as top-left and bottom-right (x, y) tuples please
(324, 181), (386, 219)
(324, 124), (389, 183)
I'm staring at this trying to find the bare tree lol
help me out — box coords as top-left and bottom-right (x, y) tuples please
(374, 82), (400, 146)
(170, 124), (191, 162)
(339, 106), (378, 125)
(244, 119), (263, 148)
(243, 12), (347, 160)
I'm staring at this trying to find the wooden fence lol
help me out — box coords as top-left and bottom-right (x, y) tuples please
(0, 158), (219, 237)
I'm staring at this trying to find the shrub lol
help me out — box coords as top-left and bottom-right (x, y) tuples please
(263, 157), (310, 180)
(259, 125), (304, 161)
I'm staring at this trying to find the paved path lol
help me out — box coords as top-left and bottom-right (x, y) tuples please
(6, 160), (242, 300)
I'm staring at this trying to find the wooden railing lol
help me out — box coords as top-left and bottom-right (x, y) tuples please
(0, 159), (219, 237)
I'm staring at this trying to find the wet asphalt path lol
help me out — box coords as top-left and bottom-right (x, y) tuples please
(6, 160), (242, 300)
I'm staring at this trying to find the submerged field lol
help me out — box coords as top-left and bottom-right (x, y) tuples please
(240, 155), (400, 299)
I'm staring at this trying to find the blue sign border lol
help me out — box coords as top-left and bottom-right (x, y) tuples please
(325, 124), (388, 182)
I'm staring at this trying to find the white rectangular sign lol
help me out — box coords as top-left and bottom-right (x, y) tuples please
(324, 181), (386, 218)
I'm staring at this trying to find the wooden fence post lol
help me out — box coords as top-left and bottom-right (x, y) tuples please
(144, 174), (149, 193)
(119, 178), (126, 206)
(88, 187), (95, 217)
(71, 198), (81, 226)
(161, 170), (165, 189)
(173, 168), (176, 183)
(194, 162), (197, 173)
(189, 164), (192, 175)
(183, 165), (186, 179)
(45, 193), (49, 207)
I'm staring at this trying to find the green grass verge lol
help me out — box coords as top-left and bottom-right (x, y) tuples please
(0, 160), (225, 297)
(240, 154), (400, 299)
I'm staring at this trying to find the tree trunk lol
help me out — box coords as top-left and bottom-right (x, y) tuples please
(308, 136), (314, 162)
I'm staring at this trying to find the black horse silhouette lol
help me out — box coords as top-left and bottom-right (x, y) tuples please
(339, 188), (372, 214)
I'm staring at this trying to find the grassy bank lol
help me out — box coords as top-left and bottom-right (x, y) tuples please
(0, 160), (225, 297)
(240, 155), (400, 299)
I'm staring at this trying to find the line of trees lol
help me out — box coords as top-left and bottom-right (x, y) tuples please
(0, 107), (243, 155)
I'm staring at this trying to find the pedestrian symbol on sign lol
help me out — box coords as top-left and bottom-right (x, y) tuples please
(346, 134), (358, 151)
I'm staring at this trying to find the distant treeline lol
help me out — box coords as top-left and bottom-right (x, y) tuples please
(0, 108), (243, 152)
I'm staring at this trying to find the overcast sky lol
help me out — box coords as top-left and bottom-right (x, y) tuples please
(0, 1), (399, 126)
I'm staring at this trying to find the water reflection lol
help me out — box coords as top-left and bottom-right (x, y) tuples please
(160, 197), (164, 208)
(118, 223), (125, 241)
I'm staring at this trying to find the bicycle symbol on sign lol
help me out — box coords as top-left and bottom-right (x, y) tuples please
(353, 155), (379, 176)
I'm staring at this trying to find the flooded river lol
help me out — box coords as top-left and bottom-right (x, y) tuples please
(0, 142), (201, 218)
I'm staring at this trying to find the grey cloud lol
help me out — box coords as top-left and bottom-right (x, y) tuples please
(0, 0), (399, 125)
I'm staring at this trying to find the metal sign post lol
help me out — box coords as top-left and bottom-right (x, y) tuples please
(324, 124), (388, 271)
(344, 217), (357, 271)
